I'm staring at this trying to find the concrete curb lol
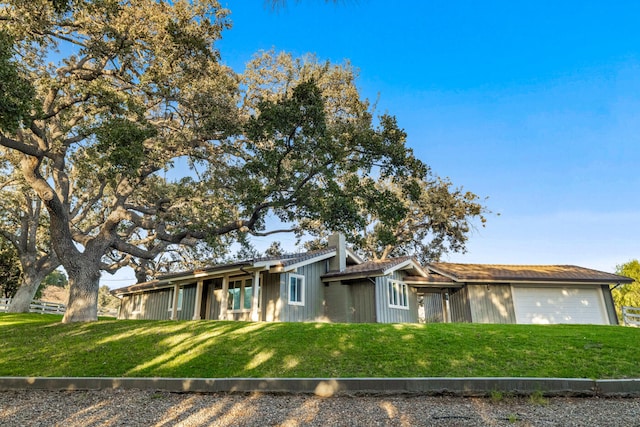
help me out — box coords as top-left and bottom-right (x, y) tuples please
(1, 377), (640, 397)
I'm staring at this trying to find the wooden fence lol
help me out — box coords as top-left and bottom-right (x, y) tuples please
(0, 298), (66, 314)
(622, 306), (640, 327)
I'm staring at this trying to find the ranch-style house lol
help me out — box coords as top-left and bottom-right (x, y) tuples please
(112, 234), (631, 325)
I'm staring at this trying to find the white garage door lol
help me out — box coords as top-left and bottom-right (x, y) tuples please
(512, 286), (608, 325)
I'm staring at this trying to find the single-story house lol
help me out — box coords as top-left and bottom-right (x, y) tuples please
(410, 263), (631, 325)
(112, 234), (632, 325)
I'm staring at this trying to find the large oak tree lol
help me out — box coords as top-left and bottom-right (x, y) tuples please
(0, 0), (426, 322)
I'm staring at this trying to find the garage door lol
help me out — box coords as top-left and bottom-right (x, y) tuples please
(512, 286), (608, 325)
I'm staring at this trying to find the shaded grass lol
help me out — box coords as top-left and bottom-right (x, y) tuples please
(0, 314), (639, 378)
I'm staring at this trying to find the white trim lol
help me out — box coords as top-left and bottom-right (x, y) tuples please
(288, 273), (305, 306)
(193, 280), (204, 320)
(345, 248), (365, 265)
(220, 275), (229, 320)
(282, 252), (337, 273)
(383, 259), (428, 277)
(511, 285), (608, 325)
(387, 279), (409, 310)
(226, 276), (255, 313)
(168, 287), (183, 311)
(251, 271), (261, 321)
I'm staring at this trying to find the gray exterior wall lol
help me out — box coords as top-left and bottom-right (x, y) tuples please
(375, 272), (418, 323)
(467, 284), (516, 324)
(601, 284), (619, 325)
(205, 278), (223, 320)
(117, 285), (198, 320)
(448, 287), (472, 323)
(323, 279), (377, 323)
(261, 272), (282, 322)
(421, 291), (445, 323)
(177, 285), (196, 320)
(280, 259), (327, 322)
(323, 281), (350, 323)
(118, 289), (172, 320)
(348, 280), (377, 323)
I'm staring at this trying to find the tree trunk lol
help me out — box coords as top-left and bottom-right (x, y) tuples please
(7, 269), (48, 313)
(61, 261), (101, 323)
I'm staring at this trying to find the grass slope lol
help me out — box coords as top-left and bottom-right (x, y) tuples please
(1, 314), (638, 379)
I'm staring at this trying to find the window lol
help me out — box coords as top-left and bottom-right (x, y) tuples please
(288, 274), (305, 306)
(168, 287), (183, 311)
(388, 280), (409, 309)
(227, 278), (254, 312)
(132, 294), (142, 313)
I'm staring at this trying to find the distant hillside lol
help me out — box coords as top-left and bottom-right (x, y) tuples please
(40, 286), (68, 305)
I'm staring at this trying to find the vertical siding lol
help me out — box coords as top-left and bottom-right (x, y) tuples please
(601, 284), (619, 325)
(467, 284), (516, 324)
(207, 278), (223, 320)
(281, 260), (326, 322)
(421, 292), (444, 323)
(117, 295), (131, 319)
(117, 289), (172, 320)
(449, 287), (472, 322)
(375, 272), (417, 323)
(348, 280), (376, 323)
(145, 289), (172, 320)
(324, 281), (350, 322)
(262, 272), (282, 322)
(177, 285), (196, 320)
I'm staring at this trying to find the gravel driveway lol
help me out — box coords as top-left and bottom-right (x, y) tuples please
(1, 390), (640, 426)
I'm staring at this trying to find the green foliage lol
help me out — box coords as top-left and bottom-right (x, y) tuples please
(0, 30), (38, 133)
(1, 315), (640, 379)
(613, 260), (640, 319)
(93, 118), (157, 177)
(528, 390), (549, 406)
(0, 239), (21, 298)
(0, 1), (476, 322)
(98, 285), (119, 311)
(264, 241), (284, 257)
(41, 270), (68, 288)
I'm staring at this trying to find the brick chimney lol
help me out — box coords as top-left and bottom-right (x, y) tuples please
(327, 233), (346, 272)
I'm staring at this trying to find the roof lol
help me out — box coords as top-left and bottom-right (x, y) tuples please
(322, 256), (426, 281)
(427, 263), (634, 284)
(403, 272), (458, 286)
(112, 247), (337, 296)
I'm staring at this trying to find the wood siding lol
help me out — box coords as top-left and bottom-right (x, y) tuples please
(375, 272), (418, 323)
(323, 279), (377, 323)
(261, 272), (282, 322)
(421, 291), (444, 323)
(118, 289), (172, 320)
(206, 278), (224, 320)
(348, 280), (377, 323)
(323, 281), (350, 322)
(467, 284), (516, 324)
(280, 260), (327, 322)
(448, 287), (472, 323)
(601, 284), (618, 325)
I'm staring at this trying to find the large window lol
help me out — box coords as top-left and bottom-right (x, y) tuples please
(227, 278), (254, 312)
(288, 274), (305, 306)
(168, 287), (184, 312)
(388, 280), (409, 309)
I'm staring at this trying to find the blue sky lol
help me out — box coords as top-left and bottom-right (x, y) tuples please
(99, 1), (640, 287)
(214, 0), (640, 273)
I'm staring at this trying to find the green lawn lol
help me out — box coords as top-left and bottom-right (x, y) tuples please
(1, 313), (638, 379)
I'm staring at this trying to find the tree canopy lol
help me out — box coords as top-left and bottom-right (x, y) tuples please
(0, 0), (434, 321)
(0, 237), (21, 298)
(613, 260), (640, 320)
